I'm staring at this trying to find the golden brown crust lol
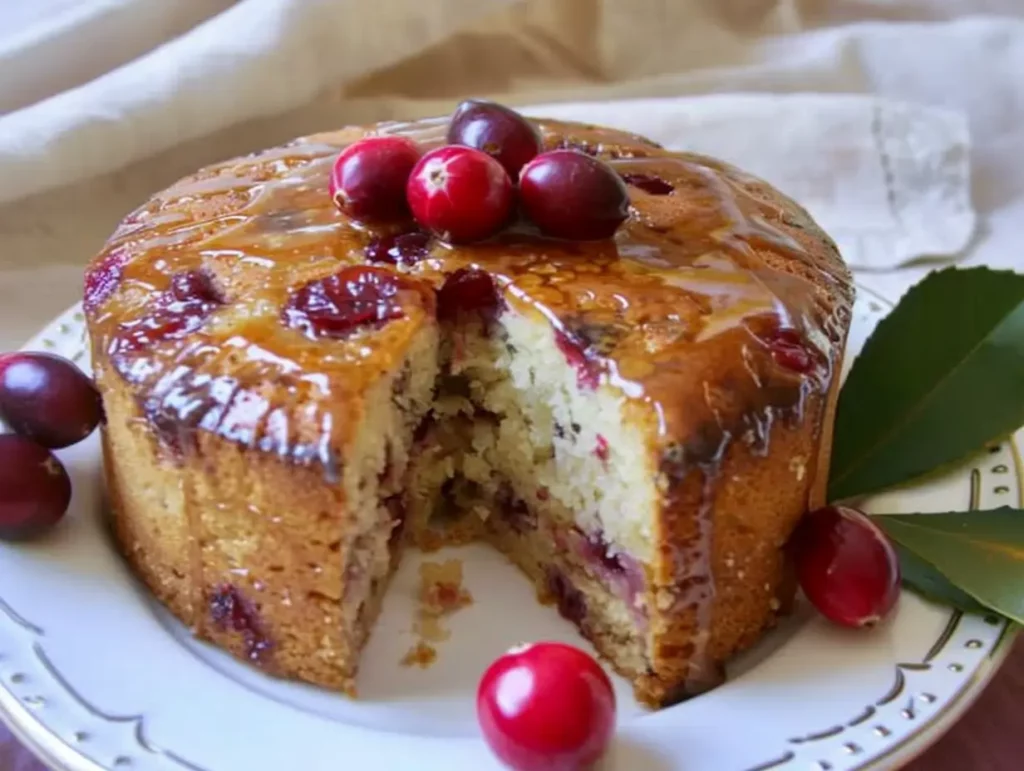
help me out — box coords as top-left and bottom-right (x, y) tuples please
(86, 114), (853, 704)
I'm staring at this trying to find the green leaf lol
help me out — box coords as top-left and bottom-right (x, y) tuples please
(829, 267), (1024, 501)
(891, 542), (990, 616)
(877, 507), (1024, 624)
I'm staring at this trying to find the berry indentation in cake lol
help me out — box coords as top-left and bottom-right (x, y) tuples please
(209, 584), (272, 662)
(768, 328), (816, 374)
(575, 529), (646, 615)
(282, 265), (415, 339)
(84, 247), (129, 312)
(622, 173), (674, 196)
(364, 231), (432, 266)
(545, 568), (587, 626)
(554, 330), (601, 390)
(436, 268), (502, 324)
(111, 269), (225, 355)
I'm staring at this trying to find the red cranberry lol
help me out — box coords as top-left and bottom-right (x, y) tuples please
(209, 584), (272, 662)
(769, 328), (815, 373)
(793, 505), (900, 628)
(365, 231), (432, 266)
(113, 271), (224, 356)
(406, 146), (514, 243)
(594, 435), (609, 463)
(84, 247), (128, 312)
(436, 268), (502, 323)
(0, 352), (103, 449)
(621, 173), (673, 196)
(282, 266), (414, 339)
(170, 270), (222, 304)
(519, 151), (630, 240)
(447, 99), (542, 178)
(554, 330), (600, 390)
(477, 642), (615, 771)
(0, 435), (72, 541)
(329, 137), (420, 223)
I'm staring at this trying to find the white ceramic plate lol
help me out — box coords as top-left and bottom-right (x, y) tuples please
(0, 288), (1018, 771)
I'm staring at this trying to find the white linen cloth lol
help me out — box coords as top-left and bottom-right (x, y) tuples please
(0, 0), (1023, 352)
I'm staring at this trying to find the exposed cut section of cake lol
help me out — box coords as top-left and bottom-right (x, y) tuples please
(85, 116), (853, 707)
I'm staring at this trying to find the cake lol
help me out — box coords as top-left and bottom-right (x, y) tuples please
(84, 111), (853, 707)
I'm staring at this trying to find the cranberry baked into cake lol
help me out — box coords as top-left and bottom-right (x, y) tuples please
(84, 109), (853, 707)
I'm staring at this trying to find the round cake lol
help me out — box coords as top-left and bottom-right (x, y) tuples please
(84, 112), (854, 707)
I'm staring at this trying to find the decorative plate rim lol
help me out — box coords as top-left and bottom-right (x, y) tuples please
(0, 295), (1019, 771)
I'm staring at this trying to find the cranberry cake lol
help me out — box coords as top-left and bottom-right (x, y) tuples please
(85, 115), (853, 706)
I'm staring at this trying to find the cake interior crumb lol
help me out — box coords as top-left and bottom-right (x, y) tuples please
(400, 558), (473, 666)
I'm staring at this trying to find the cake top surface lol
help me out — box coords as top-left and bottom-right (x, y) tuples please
(84, 115), (854, 473)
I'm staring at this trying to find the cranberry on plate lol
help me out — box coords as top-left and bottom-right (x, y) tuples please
(519, 150), (630, 241)
(407, 145), (514, 244)
(447, 99), (543, 178)
(792, 505), (901, 628)
(329, 136), (421, 223)
(0, 352), (102, 449)
(0, 434), (72, 541)
(477, 641), (616, 770)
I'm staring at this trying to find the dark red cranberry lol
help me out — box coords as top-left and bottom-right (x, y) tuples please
(477, 642), (615, 771)
(329, 136), (420, 223)
(579, 530), (627, 576)
(622, 173), (674, 195)
(365, 231), (432, 266)
(209, 584), (272, 661)
(406, 146), (514, 243)
(0, 352), (103, 449)
(84, 247), (129, 312)
(447, 99), (543, 178)
(546, 568), (587, 625)
(555, 330), (600, 390)
(436, 268), (502, 323)
(170, 270), (222, 304)
(793, 505), (900, 628)
(519, 150), (630, 240)
(282, 266), (413, 339)
(594, 435), (609, 463)
(113, 270), (224, 354)
(769, 328), (814, 373)
(0, 435), (72, 541)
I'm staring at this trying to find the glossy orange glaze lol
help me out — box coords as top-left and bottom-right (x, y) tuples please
(85, 116), (853, 695)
